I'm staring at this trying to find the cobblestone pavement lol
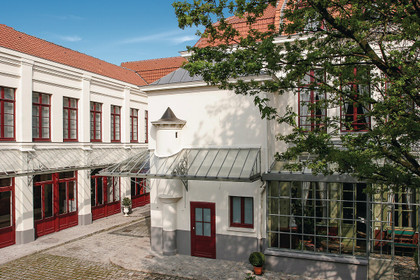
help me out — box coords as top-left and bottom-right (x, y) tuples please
(394, 255), (420, 280)
(0, 253), (190, 280)
(0, 206), (316, 280)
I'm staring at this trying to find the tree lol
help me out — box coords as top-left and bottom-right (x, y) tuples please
(173, 0), (420, 189)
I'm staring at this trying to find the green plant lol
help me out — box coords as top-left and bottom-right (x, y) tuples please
(122, 197), (132, 207)
(249, 252), (265, 267)
(414, 250), (418, 268)
(244, 272), (256, 280)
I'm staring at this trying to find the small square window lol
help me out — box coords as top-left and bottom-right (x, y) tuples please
(230, 196), (253, 228)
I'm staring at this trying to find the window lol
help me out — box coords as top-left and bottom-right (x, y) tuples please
(393, 188), (417, 228)
(298, 70), (326, 131)
(90, 102), (102, 142)
(0, 86), (15, 140)
(131, 178), (147, 197)
(145, 110), (148, 143)
(130, 108), (138, 142)
(32, 92), (50, 141)
(110, 105), (121, 142)
(230, 196), (253, 228)
(267, 181), (369, 256)
(63, 97), (78, 141)
(341, 69), (370, 132)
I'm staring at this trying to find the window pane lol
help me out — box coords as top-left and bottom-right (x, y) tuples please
(41, 94), (50, 104)
(32, 93), (39, 103)
(203, 222), (211, 237)
(0, 191), (11, 228)
(4, 102), (13, 114)
(33, 186), (42, 220)
(42, 127), (49, 138)
(244, 197), (253, 225)
(44, 184), (53, 218)
(70, 99), (77, 108)
(70, 129), (77, 139)
(196, 222), (203, 236)
(42, 106), (49, 118)
(59, 182), (67, 214)
(195, 208), (202, 222)
(203, 208), (211, 222)
(232, 197), (241, 224)
(4, 88), (14, 100)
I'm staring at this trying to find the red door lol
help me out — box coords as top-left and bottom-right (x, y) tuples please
(34, 172), (78, 238)
(190, 202), (216, 259)
(0, 178), (15, 248)
(131, 178), (150, 208)
(91, 175), (121, 221)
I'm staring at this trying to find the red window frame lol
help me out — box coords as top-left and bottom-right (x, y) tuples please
(145, 110), (148, 144)
(340, 68), (371, 132)
(90, 102), (102, 142)
(0, 86), (15, 141)
(230, 196), (253, 228)
(63, 97), (78, 142)
(298, 70), (326, 132)
(32, 92), (51, 141)
(130, 108), (138, 143)
(110, 105), (121, 142)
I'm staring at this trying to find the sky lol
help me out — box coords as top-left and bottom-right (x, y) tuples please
(2, 0), (200, 65)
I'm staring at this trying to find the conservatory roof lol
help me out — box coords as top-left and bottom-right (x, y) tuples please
(99, 148), (261, 182)
(263, 159), (360, 183)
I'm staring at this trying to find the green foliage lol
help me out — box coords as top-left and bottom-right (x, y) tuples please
(173, 0), (420, 190)
(249, 251), (265, 267)
(415, 250), (419, 268)
(122, 197), (132, 207)
(244, 272), (256, 280)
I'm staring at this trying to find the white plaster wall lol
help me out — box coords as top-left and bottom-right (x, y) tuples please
(147, 85), (269, 239)
(147, 86), (268, 154)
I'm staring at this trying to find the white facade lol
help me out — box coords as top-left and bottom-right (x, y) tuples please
(0, 45), (148, 246)
(143, 81), (272, 260)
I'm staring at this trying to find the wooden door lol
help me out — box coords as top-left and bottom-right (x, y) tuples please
(190, 202), (216, 259)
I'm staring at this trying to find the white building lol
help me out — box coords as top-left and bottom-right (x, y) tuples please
(0, 24), (150, 248)
(101, 2), (419, 280)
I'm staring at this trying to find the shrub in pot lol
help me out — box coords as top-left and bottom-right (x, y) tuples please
(249, 251), (265, 275)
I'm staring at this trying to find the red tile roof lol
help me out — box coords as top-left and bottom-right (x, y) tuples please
(194, 2), (283, 48)
(0, 24), (147, 86)
(121, 56), (187, 84)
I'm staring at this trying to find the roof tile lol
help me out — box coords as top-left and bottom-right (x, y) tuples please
(0, 24), (147, 86)
(121, 56), (187, 84)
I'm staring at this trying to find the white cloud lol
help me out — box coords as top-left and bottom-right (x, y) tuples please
(58, 35), (82, 42)
(171, 35), (197, 44)
(119, 30), (197, 45)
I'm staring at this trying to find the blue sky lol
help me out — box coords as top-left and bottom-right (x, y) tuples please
(2, 0), (199, 65)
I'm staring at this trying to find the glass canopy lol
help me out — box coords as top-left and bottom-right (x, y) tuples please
(99, 148), (261, 182)
(0, 147), (145, 179)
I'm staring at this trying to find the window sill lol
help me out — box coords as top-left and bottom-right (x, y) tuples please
(227, 226), (255, 233)
(264, 248), (368, 265)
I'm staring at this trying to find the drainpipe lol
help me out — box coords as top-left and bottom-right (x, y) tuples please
(259, 181), (267, 252)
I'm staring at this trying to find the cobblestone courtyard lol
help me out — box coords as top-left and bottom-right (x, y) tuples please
(0, 208), (417, 280)
(0, 253), (190, 280)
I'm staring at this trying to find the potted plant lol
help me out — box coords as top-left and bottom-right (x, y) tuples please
(249, 251), (265, 275)
(122, 197), (132, 216)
